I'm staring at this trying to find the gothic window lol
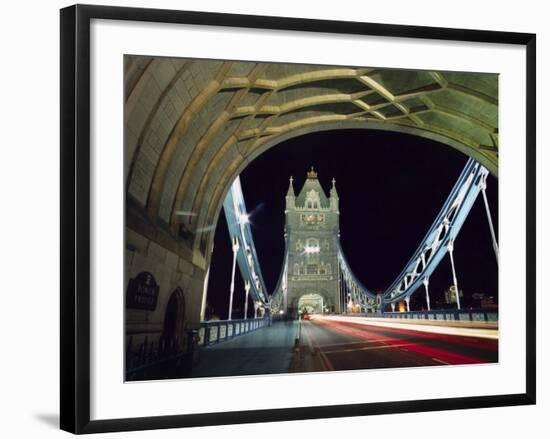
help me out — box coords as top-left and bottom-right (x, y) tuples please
(305, 190), (320, 210)
(326, 263), (331, 275)
(295, 239), (303, 251)
(306, 238), (319, 248)
(294, 263), (299, 275)
(307, 264), (318, 275)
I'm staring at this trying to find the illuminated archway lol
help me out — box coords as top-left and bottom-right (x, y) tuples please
(124, 57), (498, 325)
(298, 293), (326, 314)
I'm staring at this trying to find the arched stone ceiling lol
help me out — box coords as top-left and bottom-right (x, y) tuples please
(124, 56), (498, 266)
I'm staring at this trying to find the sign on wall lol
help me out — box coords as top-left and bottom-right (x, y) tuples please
(126, 271), (159, 311)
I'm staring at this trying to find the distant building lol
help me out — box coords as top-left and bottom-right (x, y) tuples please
(472, 292), (485, 301)
(480, 296), (497, 309)
(470, 292), (497, 309)
(444, 285), (463, 305)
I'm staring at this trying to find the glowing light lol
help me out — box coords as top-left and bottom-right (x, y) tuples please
(231, 236), (240, 252)
(237, 212), (250, 225)
(304, 245), (320, 254)
(174, 210), (197, 217)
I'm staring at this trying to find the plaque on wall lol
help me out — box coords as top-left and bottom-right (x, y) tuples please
(125, 271), (159, 311)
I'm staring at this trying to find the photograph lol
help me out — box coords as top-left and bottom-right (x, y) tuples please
(0, 0), (542, 436)
(124, 57), (499, 381)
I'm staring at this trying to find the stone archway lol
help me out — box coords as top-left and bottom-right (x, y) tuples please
(124, 57), (498, 327)
(125, 58), (497, 246)
(291, 288), (334, 316)
(298, 293), (326, 314)
(162, 288), (186, 352)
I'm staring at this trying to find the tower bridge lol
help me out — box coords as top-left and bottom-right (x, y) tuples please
(185, 160), (499, 378)
(123, 59), (499, 379)
(126, 158), (498, 380)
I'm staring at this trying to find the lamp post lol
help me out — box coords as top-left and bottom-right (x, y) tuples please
(447, 239), (461, 310)
(480, 176), (499, 264)
(228, 236), (239, 320)
(244, 280), (250, 320)
(423, 277), (431, 311)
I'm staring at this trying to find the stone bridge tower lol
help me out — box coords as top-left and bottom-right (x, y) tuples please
(284, 167), (341, 316)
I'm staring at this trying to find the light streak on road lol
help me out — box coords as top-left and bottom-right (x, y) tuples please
(311, 315), (498, 340)
(312, 318), (491, 365)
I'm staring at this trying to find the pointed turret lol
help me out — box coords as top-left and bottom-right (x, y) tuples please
(330, 177), (339, 212)
(285, 176), (295, 209)
(287, 176), (295, 197)
(330, 177), (338, 197)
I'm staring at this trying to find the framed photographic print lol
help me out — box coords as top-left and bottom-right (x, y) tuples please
(60, 4), (536, 434)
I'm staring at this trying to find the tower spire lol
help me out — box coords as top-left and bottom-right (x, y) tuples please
(330, 177), (338, 197)
(330, 177), (339, 211)
(287, 176), (295, 197)
(307, 166), (318, 179)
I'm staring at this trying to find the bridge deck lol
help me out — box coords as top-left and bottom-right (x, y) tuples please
(192, 320), (299, 378)
(318, 315), (498, 339)
(297, 315), (498, 372)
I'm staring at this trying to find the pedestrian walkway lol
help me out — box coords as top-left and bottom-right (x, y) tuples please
(191, 320), (299, 378)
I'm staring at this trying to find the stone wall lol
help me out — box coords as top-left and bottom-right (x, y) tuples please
(125, 226), (206, 361)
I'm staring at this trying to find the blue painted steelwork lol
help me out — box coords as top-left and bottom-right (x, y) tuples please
(224, 158), (489, 314)
(337, 243), (377, 310)
(270, 251), (288, 313)
(223, 177), (270, 307)
(382, 158), (489, 305)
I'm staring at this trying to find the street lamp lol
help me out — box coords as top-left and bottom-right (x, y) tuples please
(228, 236), (240, 320)
(238, 212), (249, 225)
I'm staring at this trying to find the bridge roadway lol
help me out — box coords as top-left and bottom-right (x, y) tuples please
(299, 315), (498, 371)
(191, 315), (497, 377)
(192, 320), (299, 378)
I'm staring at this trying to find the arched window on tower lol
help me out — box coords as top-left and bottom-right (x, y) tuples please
(305, 190), (320, 210)
(306, 238), (319, 248)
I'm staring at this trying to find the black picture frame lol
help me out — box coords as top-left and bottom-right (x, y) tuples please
(60, 4), (536, 434)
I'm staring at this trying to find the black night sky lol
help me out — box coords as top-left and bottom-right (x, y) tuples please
(205, 129), (498, 319)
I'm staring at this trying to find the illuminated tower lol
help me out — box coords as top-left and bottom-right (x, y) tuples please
(284, 167), (341, 316)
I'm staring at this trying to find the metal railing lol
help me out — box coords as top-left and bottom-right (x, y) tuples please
(198, 316), (271, 346)
(382, 308), (498, 322)
(125, 330), (198, 381)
